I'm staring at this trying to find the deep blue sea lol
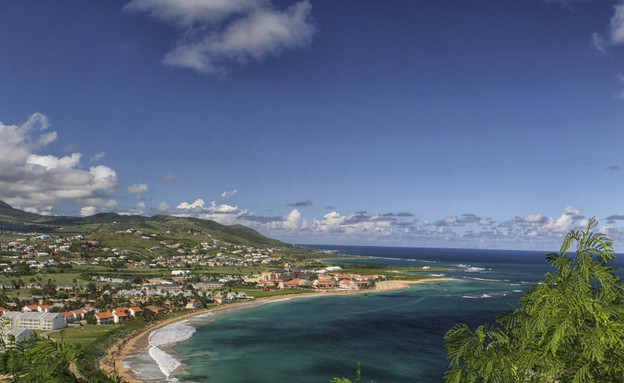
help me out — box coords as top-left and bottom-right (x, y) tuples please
(123, 246), (624, 383)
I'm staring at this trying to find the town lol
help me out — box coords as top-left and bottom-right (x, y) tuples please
(0, 229), (391, 341)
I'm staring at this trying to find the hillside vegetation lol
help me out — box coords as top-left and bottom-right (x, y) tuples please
(0, 201), (288, 248)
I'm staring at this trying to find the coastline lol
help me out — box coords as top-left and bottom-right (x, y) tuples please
(99, 278), (453, 383)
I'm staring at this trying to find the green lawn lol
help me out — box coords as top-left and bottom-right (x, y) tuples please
(48, 325), (116, 345)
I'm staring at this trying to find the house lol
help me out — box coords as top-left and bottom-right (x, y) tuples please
(112, 309), (128, 323)
(279, 278), (300, 289)
(212, 296), (226, 304)
(144, 305), (166, 314)
(339, 280), (358, 290)
(61, 312), (77, 322)
(128, 307), (143, 316)
(38, 305), (52, 313)
(95, 312), (114, 325)
(71, 309), (88, 320)
(22, 304), (52, 313)
(226, 292), (238, 301)
(185, 300), (201, 309)
(313, 280), (334, 288)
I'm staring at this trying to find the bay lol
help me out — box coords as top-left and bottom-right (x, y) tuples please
(126, 246), (624, 382)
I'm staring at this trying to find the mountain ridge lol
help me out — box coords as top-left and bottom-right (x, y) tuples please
(0, 201), (288, 248)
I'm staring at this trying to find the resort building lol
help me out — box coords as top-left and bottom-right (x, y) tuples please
(95, 312), (114, 325)
(1, 327), (34, 344)
(1, 311), (66, 331)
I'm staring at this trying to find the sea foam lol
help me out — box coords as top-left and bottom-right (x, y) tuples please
(148, 320), (196, 380)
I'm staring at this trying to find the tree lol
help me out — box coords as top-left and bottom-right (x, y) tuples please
(331, 363), (376, 383)
(84, 311), (97, 325)
(444, 218), (624, 383)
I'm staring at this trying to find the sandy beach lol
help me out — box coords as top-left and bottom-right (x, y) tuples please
(99, 278), (453, 383)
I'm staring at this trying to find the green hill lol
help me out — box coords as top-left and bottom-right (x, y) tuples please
(0, 201), (288, 248)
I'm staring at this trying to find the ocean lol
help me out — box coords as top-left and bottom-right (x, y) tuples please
(122, 246), (624, 382)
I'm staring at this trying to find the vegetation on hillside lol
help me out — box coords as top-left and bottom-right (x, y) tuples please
(0, 201), (287, 248)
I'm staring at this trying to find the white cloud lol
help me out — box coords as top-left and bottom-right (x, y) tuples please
(148, 198), (624, 250)
(125, 0), (316, 76)
(0, 114), (119, 214)
(26, 153), (82, 170)
(0, 113), (54, 167)
(128, 183), (149, 194)
(524, 213), (545, 223)
(590, 4), (624, 54)
(591, 32), (608, 54)
(91, 152), (105, 162)
(177, 198), (206, 209)
(610, 4), (624, 45)
(80, 206), (97, 217)
(124, 0), (265, 27)
(221, 189), (237, 198)
(284, 209), (301, 229)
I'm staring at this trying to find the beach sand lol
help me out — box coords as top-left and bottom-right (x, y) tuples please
(98, 278), (453, 383)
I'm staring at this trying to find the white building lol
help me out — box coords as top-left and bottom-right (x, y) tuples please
(2, 327), (34, 344)
(2, 311), (66, 331)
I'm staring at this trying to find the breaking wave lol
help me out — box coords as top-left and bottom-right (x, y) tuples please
(148, 320), (196, 380)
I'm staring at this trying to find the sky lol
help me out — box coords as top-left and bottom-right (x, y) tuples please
(2, 0), (624, 251)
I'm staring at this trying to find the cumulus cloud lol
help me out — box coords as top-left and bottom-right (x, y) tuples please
(177, 198), (208, 210)
(147, 199), (624, 250)
(128, 183), (149, 194)
(0, 113), (54, 167)
(0, 114), (119, 213)
(80, 206), (97, 217)
(284, 209), (301, 229)
(157, 197), (307, 229)
(124, 0), (316, 76)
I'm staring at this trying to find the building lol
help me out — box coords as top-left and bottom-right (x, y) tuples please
(95, 312), (114, 325)
(2, 327), (34, 344)
(2, 311), (66, 331)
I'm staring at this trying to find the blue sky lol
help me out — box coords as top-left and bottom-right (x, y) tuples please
(2, 0), (624, 250)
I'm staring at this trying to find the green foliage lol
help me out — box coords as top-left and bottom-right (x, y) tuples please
(0, 333), (91, 382)
(331, 363), (377, 383)
(444, 218), (624, 383)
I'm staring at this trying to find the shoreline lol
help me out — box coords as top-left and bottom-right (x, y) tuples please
(99, 278), (454, 383)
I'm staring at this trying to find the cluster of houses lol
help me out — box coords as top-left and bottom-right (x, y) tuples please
(247, 264), (387, 291)
(0, 233), (283, 272)
(312, 272), (386, 290)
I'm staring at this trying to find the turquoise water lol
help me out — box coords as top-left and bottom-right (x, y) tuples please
(125, 246), (615, 382)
